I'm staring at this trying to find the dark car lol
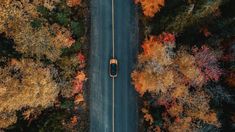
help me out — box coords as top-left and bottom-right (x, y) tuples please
(109, 58), (118, 78)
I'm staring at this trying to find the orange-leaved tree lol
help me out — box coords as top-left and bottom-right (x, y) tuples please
(131, 32), (222, 131)
(134, 0), (165, 17)
(67, 0), (82, 7)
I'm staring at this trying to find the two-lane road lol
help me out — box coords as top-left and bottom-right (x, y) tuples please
(89, 0), (139, 131)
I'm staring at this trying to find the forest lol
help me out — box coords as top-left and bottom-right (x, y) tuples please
(133, 0), (235, 131)
(0, 0), (89, 131)
(0, 0), (234, 131)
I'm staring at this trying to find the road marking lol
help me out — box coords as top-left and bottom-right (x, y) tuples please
(112, 78), (115, 132)
(112, 0), (115, 132)
(112, 0), (115, 58)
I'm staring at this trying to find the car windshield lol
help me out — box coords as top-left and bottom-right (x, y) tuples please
(111, 63), (117, 75)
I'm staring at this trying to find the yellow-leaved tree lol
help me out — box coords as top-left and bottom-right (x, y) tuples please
(0, 59), (59, 128)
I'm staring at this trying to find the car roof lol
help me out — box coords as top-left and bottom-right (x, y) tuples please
(110, 58), (118, 63)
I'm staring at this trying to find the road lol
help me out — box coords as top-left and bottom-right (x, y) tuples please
(89, 0), (139, 132)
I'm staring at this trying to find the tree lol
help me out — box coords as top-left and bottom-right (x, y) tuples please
(135, 0), (235, 131)
(192, 45), (223, 82)
(0, 1), (75, 62)
(131, 33), (222, 131)
(72, 71), (87, 95)
(0, 0), (88, 130)
(135, 0), (165, 17)
(0, 59), (59, 128)
(67, 0), (82, 7)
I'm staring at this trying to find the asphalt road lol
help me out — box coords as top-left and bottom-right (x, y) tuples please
(89, 0), (139, 132)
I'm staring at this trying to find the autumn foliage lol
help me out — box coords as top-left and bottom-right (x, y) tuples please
(135, 0), (165, 17)
(73, 71), (87, 95)
(0, 0), (88, 129)
(0, 1), (75, 62)
(67, 0), (82, 7)
(192, 45), (223, 82)
(132, 33), (222, 131)
(0, 59), (58, 128)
